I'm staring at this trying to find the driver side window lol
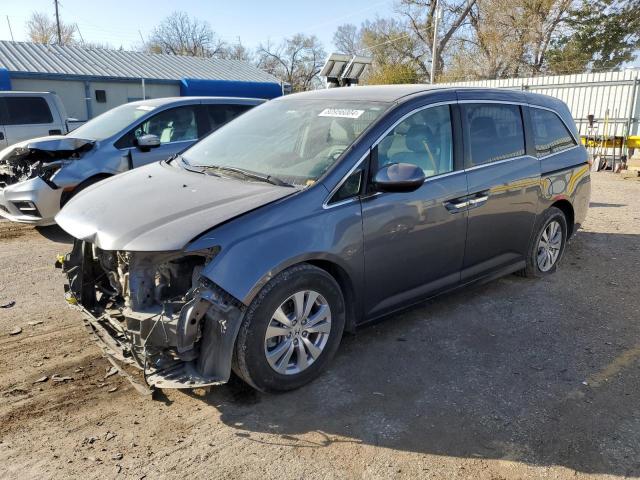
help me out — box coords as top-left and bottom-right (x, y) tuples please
(115, 106), (199, 149)
(376, 105), (453, 178)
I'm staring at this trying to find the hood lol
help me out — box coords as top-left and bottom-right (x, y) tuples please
(55, 161), (297, 251)
(0, 135), (94, 162)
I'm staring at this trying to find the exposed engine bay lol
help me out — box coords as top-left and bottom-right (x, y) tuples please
(0, 138), (93, 187)
(60, 240), (245, 393)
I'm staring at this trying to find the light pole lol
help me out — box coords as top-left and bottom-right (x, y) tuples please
(54, 0), (62, 44)
(430, 0), (440, 84)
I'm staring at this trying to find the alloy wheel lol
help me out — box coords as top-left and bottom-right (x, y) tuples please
(264, 290), (332, 375)
(537, 220), (563, 272)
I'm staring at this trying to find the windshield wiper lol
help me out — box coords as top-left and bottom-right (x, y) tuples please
(196, 165), (293, 187)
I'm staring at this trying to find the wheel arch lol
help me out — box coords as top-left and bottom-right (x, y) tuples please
(305, 259), (358, 333)
(550, 199), (575, 237)
(60, 173), (113, 207)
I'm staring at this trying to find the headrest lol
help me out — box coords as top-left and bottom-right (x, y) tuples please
(470, 116), (497, 139)
(405, 125), (429, 153)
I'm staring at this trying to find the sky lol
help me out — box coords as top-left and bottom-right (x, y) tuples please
(0, 0), (395, 52)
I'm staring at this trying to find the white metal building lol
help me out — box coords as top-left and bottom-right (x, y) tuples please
(440, 70), (640, 141)
(0, 41), (282, 121)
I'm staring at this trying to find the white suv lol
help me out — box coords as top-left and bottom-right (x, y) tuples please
(0, 91), (72, 147)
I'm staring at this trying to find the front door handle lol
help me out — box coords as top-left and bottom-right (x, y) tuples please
(469, 195), (488, 206)
(444, 199), (470, 213)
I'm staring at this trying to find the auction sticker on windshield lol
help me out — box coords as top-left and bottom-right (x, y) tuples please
(318, 108), (364, 119)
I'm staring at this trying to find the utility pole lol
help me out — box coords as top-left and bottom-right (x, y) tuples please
(430, 0), (440, 84)
(54, 0), (62, 44)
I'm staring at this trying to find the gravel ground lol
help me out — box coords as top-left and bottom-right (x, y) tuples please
(0, 172), (639, 480)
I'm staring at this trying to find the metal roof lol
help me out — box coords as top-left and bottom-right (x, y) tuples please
(0, 41), (279, 84)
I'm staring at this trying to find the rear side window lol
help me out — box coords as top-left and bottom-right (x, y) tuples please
(530, 108), (576, 157)
(206, 104), (253, 132)
(462, 104), (525, 166)
(1, 97), (53, 125)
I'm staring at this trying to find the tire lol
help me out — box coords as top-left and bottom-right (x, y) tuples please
(60, 175), (110, 208)
(233, 263), (346, 392)
(518, 206), (568, 278)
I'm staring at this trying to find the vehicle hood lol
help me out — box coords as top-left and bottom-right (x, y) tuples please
(55, 161), (298, 251)
(0, 135), (94, 163)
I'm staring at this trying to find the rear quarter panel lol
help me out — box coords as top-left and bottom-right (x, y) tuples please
(538, 145), (591, 230)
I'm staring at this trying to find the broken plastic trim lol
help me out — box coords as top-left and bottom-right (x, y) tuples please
(60, 241), (245, 393)
(0, 139), (93, 187)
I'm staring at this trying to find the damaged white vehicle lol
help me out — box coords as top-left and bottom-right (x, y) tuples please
(0, 97), (261, 225)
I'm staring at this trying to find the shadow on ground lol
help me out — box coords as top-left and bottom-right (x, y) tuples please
(35, 225), (73, 244)
(192, 231), (639, 476)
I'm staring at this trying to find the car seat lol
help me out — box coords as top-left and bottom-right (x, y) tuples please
(391, 125), (437, 175)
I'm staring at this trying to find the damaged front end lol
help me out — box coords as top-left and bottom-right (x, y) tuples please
(59, 240), (245, 393)
(0, 137), (93, 187)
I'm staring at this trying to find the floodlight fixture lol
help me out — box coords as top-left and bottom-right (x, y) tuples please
(321, 53), (373, 88)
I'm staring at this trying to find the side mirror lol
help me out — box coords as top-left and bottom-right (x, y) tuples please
(136, 134), (161, 151)
(373, 163), (425, 193)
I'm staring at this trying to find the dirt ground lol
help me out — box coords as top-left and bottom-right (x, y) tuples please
(0, 172), (639, 480)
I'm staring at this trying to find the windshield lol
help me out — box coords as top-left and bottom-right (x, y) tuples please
(181, 98), (388, 186)
(70, 103), (157, 141)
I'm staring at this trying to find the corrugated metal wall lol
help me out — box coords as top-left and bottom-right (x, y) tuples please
(440, 70), (640, 139)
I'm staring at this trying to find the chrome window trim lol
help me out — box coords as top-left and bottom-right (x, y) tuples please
(424, 169), (465, 182)
(457, 99), (527, 106)
(464, 154), (537, 172)
(323, 101), (458, 209)
(538, 144), (581, 161)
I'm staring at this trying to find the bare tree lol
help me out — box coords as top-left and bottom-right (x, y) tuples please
(360, 17), (431, 80)
(339, 1), (476, 83)
(218, 42), (254, 62)
(333, 24), (362, 55)
(26, 11), (76, 46)
(395, 0), (478, 80)
(257, 34), (326, 92)
(146, 11), (226, 57)
(449, 0), (573, 79)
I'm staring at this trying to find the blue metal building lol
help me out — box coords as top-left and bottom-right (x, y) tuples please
(0, 41), (283, 121)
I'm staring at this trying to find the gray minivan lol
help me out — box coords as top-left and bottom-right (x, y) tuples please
(57, 86), (591, 394)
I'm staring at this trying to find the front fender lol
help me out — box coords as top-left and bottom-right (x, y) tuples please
(51, 147), (130, 188)
(187, 187), (364, 308)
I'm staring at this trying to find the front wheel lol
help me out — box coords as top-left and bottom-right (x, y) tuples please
(233, 264), (345, 392)
(519, 206), (568, 278)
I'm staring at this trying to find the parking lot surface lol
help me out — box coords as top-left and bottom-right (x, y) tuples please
(0, 172), (639, 479)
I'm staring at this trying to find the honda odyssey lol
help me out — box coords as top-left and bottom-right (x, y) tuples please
(56, 86), (590, 393)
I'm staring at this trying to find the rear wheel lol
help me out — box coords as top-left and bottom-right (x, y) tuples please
(233, 264), (345, 392)
(518, 206), (568, 278)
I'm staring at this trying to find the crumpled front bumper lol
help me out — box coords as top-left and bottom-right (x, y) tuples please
(0, 177), (62, 225)
(60, 247), (245, 394)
